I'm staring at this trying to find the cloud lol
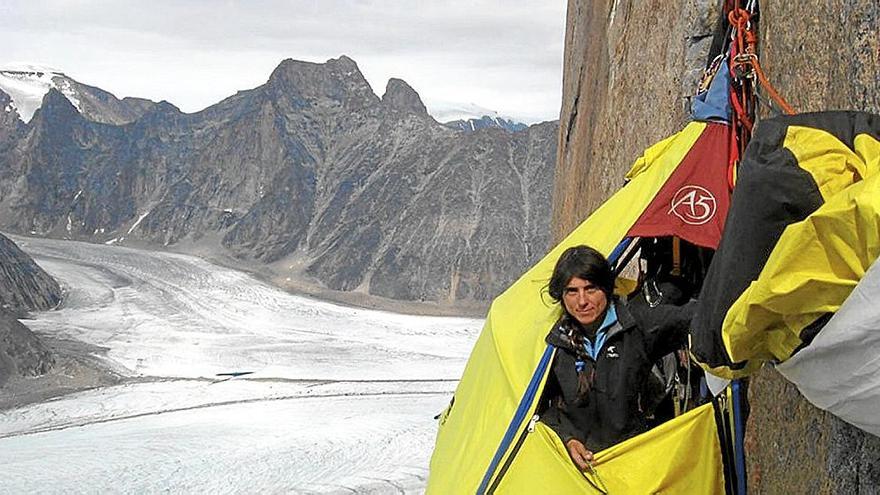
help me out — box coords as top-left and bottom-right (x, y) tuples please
(1, 0), (565, 123)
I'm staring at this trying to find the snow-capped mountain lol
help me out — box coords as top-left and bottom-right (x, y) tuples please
(0, 65), (80, 122)
(427, 101), (502, 122)
(443, 115), (528, 132)
(430, 102), (528, 132)
(0, 64), (156, 124)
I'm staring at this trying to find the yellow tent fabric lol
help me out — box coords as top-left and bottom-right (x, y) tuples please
(493, 403), (725, 494)
(722, 157), (880, 374)
(427, 122), (709, 493)
(783, 128), (880, 201)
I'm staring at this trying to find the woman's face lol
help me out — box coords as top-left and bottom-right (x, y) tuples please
(562, 276), (608, 326)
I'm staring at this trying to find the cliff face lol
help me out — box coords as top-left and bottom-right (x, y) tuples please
(0, 233), (61, 385)
(554, 0), (879, 492)
(760, 2), (879, 115)
(0, 233), (62, 313)
(0, 313), (53, 385)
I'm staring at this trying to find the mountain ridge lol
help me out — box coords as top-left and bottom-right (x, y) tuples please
(0, 56), (557, 305)
(0, 66), (158, 124)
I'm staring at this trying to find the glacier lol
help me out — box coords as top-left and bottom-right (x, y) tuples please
(0, 236), (481, 493)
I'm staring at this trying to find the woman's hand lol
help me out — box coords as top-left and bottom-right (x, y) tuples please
(565, 438), (594, 470)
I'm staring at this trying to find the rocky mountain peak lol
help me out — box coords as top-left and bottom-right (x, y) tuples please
(0, 89), (21, 127)
(270, 58), (317, 78)
(147, 100), (181, 115)
(443, 115), (528, 132)
(34, 88), (81, 123)
(1, 66), (159, 125)
(133, 99), (182, 127)
(267, 56), (377, 107)
(328, 55), (359, 72)
(0, 66), (76, 123)
(381, 78), (428, 115)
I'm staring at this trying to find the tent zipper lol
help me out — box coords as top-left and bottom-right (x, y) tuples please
(486, 414), (539, 494)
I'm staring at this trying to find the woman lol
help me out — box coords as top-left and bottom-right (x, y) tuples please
(540, 245), (694, 470)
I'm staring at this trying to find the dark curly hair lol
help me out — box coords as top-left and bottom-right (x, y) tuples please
(547, 245), (614, 302)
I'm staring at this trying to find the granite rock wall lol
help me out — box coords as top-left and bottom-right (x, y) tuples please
(552, 0), (719, 241)
(747, 2), (880, 493)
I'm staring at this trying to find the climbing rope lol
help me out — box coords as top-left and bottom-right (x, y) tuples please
(728, 7), (795, 116)
(722, 0), (795, 189)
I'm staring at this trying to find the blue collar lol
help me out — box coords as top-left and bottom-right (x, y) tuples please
(598, 301), (618, 333)
(582, 302), (617, 361)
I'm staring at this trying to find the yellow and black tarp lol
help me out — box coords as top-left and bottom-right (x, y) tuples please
(692, 111), (880, 378)
(724, 171), (880, 371)
(427, 121), (732, 494)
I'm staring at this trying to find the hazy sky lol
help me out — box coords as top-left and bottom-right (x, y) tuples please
(1, 1), (566, 123)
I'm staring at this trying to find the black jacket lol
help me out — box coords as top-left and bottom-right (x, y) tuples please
(540, 297), (694, 452)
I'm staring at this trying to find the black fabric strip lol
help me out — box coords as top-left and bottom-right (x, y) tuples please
(792, 312), (834, 357)
(713, 398), (738, 495)
(765, 112), (880, 150)
(705, 0), (732, 68)
(486, 423), (530, 495)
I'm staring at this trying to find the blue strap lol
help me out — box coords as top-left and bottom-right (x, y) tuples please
(476, 345), (555, 495)
(608, 238), (632, 268)
(582, 331), (606, 361)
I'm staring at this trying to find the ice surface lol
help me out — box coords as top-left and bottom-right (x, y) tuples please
(1, 391), (446, 493)
(0, 236), (482, 493)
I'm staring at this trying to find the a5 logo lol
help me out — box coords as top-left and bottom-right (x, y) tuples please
(668, 185), (717, 225)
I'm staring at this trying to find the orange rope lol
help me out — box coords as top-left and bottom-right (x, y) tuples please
(725, 4), (754, 189)
(721, 1), (797, 187)
(752, 59), (796, 115)
(728, 7), (796, 116)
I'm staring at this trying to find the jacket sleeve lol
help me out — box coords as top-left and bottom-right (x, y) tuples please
(542, 402), (582, 445)
(635, 299), (696, 362)
(538, 366), (582, 445)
